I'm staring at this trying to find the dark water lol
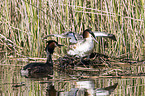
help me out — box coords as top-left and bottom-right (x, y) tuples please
(0, 59), (145, 96)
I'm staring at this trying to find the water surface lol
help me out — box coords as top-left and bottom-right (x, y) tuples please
(0, 59), (145, 96)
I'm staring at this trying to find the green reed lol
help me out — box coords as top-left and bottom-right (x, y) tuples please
(0, 0), (144, 60)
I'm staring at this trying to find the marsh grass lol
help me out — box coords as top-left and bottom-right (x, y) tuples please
(0, 0), (144, 61)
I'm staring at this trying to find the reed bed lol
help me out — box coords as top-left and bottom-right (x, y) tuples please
(0, 0), (144, 61)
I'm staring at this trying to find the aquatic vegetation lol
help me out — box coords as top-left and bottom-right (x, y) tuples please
(0, 0), (144, 61)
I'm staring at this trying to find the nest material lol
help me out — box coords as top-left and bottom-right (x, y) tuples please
(54, 52), (112, 76)
(57, 52), (111, 68)
(21, 52), (145, 78)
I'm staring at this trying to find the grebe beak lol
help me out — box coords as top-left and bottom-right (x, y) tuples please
(92, 35), (98, 43)
(89, 30), (98, 43)
(56, 44), (64, 48)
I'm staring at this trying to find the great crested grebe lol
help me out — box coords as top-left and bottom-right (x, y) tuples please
(43, 29), (116, 58)
(20, 40), (63, 76)
(67, 29), (98, 57)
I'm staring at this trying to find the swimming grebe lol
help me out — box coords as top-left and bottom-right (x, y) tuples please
(20, 40), (63, 76)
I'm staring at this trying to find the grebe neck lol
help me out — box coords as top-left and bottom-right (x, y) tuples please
(46, 52), (53, 66)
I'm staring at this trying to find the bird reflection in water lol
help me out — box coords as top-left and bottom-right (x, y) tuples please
(59, 80), (118, 96)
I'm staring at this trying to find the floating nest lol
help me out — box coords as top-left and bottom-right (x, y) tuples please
(53, 52), (145, 78)
(56, 52), (111, 68)
(54, 52), (114, 77)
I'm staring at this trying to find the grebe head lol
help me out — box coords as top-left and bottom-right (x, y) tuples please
(83, 29), (98, 43)
(45, 40), (64, 54)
